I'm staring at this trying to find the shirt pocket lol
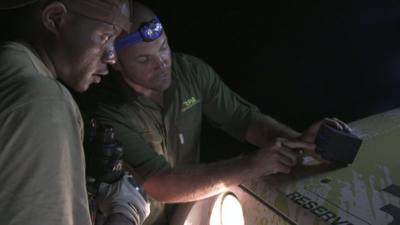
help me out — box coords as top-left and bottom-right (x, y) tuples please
(176, 103), (202, 130)
(140, 130), (165, 156)
(174, 104), (202, 163)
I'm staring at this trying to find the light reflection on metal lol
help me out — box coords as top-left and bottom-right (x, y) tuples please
(210, 193), (245, 225)
(172, 192), (245, 225)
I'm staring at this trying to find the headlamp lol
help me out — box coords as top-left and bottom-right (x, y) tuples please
(115, 16), (163, 51)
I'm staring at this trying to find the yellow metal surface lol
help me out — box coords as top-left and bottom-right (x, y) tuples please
(241, 108), (400, 225)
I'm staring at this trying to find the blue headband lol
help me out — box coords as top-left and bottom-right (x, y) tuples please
(115, 16), (163, 51)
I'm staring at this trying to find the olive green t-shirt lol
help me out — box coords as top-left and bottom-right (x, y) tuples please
(0, 42), (91, 225)
(81, 53), (258, 224)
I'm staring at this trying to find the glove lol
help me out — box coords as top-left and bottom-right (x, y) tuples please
(97, 173), (150, 225)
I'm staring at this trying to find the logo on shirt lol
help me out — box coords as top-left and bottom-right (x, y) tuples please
(182, 97), (200, 112)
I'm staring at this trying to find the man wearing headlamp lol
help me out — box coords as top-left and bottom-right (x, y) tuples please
(0, 0), (149, 225)
(80, 2), (350, 224)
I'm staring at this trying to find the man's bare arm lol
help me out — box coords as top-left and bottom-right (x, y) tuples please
(142, 139), (312, 203)
(245, 112), (300, 147)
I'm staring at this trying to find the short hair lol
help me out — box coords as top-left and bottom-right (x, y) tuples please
(0, 0), (131, 43)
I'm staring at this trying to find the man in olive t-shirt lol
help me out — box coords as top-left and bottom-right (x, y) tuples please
(0, 1), (134, 224)
(79, 2), (350, 224)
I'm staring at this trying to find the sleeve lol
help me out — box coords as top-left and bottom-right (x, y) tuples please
(189, 56), (259, 141)
(95, 104), (170, 181)
(0, 98), (91, 225)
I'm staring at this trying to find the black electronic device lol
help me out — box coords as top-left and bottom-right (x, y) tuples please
(315, 123), (362, 164)
(84, 118), (124, 188)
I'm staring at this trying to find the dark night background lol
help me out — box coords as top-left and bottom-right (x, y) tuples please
(2, 0), (400, 160)
(144, 0), (400, 160)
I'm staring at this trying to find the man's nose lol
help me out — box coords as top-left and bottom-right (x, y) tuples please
(154, 55), (167, 70)
(102, 43), (117, 65)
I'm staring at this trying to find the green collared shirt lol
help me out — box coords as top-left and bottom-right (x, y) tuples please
(0, 42), (90, 225)
(80, 53), (258, 225)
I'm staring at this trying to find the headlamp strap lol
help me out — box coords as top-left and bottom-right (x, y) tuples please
(115, 16), (163, 51)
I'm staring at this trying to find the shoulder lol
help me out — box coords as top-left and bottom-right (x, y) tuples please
(0, 42), (29, 63)
(172, 53), (211, 73)
(0, 42), (73, 104)
(0, 42), (82, 143)
(0, 42), (36, 83)
(15, 73), (71, 101)
(0, 72), (77, 121)
(172, 53), (219, 86)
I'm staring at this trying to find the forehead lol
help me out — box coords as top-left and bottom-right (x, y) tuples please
(71, 13), (120, 34)
(62, 0), (131, 32)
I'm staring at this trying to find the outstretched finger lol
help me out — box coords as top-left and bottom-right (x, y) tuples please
(278, 148), (298, 167)
(282, 139), (315, 151)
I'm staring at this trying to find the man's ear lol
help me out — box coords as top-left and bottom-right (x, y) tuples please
(41, 2), (68, 34)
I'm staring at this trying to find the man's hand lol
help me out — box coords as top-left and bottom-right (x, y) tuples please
(297, 117), (351, 162)
(250, 138), (314, 176)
